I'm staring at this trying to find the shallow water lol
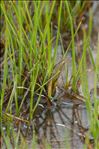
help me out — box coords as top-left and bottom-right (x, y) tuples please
(1, 2), (99, 149)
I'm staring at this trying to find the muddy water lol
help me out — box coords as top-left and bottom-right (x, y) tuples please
(1, 2), (99, 149)
(18, 96), (90, 149)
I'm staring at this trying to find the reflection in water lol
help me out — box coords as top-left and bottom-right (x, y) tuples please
(2, 87), (96, 149)
(13, 97), (93, 149)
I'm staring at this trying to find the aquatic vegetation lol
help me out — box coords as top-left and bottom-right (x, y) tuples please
(0, 1), (99, 149)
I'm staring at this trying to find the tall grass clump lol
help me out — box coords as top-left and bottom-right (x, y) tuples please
(1, 1), (98, 148)
(0, 1), (62, 120)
